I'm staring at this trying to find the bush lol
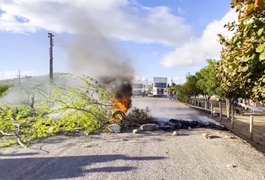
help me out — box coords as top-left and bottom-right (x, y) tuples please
(121, 107), (153, 128)
(0, 84), (12, 97)
(0, 104), (50, 147)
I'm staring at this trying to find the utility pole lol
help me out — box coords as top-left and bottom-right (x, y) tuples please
(48, 33), (54, 82)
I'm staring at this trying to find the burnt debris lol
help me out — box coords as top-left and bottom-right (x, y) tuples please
(154, 119), (226, 131)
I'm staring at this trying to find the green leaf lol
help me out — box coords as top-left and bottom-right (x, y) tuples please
(256, 44), (265, 53)
(242, 54), (255, 62)
(260, 51), (265, 60)
(232, 36), (239, 43)
(239, 66), (249, 72)
(257, 27), (264, 36)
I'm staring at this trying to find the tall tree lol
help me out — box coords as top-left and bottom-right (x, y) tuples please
(183, 74), (201, 99)
(196, 59), (222, 97)
(218, 0), (265, 102)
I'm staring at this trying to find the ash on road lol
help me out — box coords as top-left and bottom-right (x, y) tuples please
(1, 97), (265, 180)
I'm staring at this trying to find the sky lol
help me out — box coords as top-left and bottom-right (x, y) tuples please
(0, 0), (236, 84)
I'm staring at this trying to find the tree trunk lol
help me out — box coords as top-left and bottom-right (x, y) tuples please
(231, 103), (234, 129)
(226, 98), (231, 119)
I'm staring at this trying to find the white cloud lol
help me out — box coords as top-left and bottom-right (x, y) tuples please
(0, 70), (42, 80)
(0, 0), (192, 45)
(161, 9), (237, 68)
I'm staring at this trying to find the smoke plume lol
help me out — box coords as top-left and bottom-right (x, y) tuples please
(63, 19), (134, 100)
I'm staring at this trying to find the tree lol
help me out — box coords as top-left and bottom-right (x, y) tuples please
(182, 74), (201, 101)
(0, 76), (112, 147)
(196, 59), (222, 97)
(218, 0), (265, 102)
(173, 84), (189, 102)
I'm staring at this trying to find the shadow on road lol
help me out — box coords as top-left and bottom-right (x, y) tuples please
(0, 152), (40, 157)
(85, 166), (136, 173)
(0, 154), (166, 179)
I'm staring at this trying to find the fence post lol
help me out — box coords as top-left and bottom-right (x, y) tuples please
(205, 100), (208, 110)
(210, 103), (213, 115)
(250, 116), (254, 141)
(219, 101), (222, 122)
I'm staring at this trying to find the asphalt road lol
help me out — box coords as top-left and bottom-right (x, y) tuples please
(0, 97), (265, 180)
(132, 97), (218, 123)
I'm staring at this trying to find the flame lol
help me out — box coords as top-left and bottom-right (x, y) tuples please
(112, 98), (131, 113)
(111, 97), (131, 123)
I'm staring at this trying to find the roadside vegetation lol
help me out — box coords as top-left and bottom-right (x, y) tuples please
(0, 75), (152, 147)
(0, 84), (12, 97)
(0, 76), (113, 147)
(170, 0), (265, 108)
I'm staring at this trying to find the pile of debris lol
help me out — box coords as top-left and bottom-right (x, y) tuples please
(108, 118), (226, 133)
(108, 107), (154, 133)
(121, 107), (153, 128)
(154, 119), (226, 131)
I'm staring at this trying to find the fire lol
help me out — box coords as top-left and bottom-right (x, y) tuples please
(111, 97), (132, 123)
(109, 82), (132, 123)
(112, 97), (131, 113)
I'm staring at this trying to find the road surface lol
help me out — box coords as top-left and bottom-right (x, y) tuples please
(132, 97), (218, 123)
(0, 97), (265, 180)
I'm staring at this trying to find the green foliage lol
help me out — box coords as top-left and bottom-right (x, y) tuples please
(217, 0), (265, 101)
(0, 84), (12, 97)
(0, 76), (113, 147)
(182, 74), (201, 97)
(43, 76), (112, 134)
(172, 85), (189, 102)
(170, 0), (265, 105)
(196, 60), (222, 96)
(0, 104), (50, 146)
(170, 60), (223, 102)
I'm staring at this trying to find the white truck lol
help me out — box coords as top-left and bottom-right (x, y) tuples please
(152, 77), (167, 96)
(132, 80), (148, 96)
(132, 83), (145, 96)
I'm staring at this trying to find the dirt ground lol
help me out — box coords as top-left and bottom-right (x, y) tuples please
(187, 102), (265, 151)
(217, 114), (265, 153)
(0, 97), (265, 180)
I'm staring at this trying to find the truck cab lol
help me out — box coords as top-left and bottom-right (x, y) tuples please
(152, 77), (167, 96)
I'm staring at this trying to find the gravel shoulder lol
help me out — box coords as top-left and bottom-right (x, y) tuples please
(0, 97), (265, 180)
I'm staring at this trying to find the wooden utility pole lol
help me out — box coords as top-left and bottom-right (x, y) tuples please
(48, 33), (54, 82)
